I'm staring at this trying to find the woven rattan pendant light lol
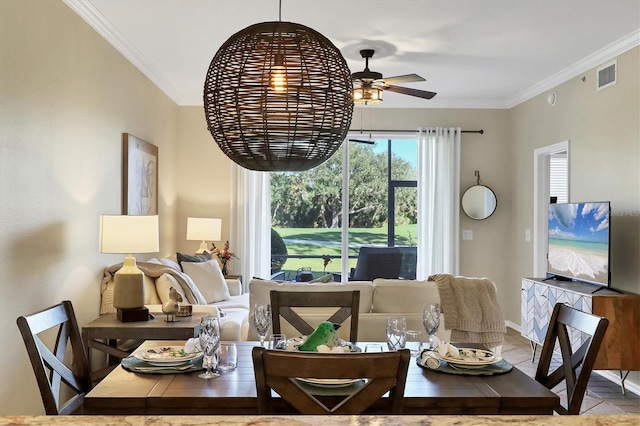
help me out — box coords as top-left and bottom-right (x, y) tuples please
(203, 4), (354, 171)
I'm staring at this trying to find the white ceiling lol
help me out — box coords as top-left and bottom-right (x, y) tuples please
(65, 0), (639, 109)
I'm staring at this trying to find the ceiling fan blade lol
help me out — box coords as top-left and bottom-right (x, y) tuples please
(381, 74), (426, 85)
(385, 85), (437, 99)
(348, 138), (375, 145)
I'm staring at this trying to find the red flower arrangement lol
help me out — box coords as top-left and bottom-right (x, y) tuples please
(211, 241), (238, 276)
(322, 254), (332, 272)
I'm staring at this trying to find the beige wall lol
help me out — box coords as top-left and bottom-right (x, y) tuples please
(508, 46), (640, 387)
(1, 0), (638, 415)
(509, 46), (640, 301)
(0, 0), (179, 414)
(175, 107), (233, 256)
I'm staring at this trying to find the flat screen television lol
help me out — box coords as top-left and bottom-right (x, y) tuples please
(546, 201), (611, 287)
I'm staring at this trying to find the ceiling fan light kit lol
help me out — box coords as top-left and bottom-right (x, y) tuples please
(203, 19), (353, 172)
(351, 49), (438, 104)
(353, 82), (384, 104)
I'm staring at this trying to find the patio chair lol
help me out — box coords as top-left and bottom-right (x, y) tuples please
(252, 347), (411, 414)
(16, 300), (92, 415)
(535, 303), (609, 415)
(350, 246), (403, 280)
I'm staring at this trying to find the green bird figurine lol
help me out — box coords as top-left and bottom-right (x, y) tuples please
(298, 321), (341, 352)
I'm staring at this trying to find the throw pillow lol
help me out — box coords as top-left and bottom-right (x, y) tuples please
(156, 273), (187, 304)
(176, 252), (212, 271)
(156, 257), (181, 271)
(100, 280), (115, 315)
(143, 275), (162, 305)
(181, 259), (231, 303)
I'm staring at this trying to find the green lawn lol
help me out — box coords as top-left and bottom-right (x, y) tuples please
(273, 225), (417, 279)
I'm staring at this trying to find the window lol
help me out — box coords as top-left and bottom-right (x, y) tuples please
(270, 136), (417, 281)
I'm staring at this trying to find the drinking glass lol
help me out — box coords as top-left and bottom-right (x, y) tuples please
(269, 333), (287, 350)
(405, 330), (423, 356)
(218, 343), (238, 372)
(422, 303), (441, 349)
(198, 314), (220, 379)
(253, 304), (271, 347)
(386, 317), (407, 351)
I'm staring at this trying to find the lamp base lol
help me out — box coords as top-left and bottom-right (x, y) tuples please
(194, 241), (210, 254)
(117, 307), (150, 322)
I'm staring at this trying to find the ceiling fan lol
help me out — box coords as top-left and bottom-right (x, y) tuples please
(351, 49), (437, 104)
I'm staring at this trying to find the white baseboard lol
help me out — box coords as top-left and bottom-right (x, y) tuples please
(505, 320), (520, 332)
(594, 370), (640, 396)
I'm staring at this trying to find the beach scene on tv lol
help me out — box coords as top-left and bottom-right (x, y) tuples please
(547, 202), (610, 286)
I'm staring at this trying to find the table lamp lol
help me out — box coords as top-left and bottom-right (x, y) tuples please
(99, 215), (159, 322)
(186, 217), (222, 254)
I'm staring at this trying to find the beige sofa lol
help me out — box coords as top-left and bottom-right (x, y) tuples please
(100, 257), (250, 341)
(248, 278), (452, 343)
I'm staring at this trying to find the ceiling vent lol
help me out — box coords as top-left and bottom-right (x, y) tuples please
(596, 59), (617, 91)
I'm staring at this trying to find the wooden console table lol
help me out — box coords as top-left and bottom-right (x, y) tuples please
(82, 313), (202, 369)
(521, 277), (640, 393)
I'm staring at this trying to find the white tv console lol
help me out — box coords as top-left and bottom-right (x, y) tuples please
(521, 277), (640, 394)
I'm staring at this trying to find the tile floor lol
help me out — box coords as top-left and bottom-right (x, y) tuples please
(501, 327), (640, 415)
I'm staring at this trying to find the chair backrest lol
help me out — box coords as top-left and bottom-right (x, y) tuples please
(270, 290), (360, 342)
(252, 347), (411, 414)
(16, 300), (92, 415)
(535, 303), (609, 415)
(351, 246), (403, 280)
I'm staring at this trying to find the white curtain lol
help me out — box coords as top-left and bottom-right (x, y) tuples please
(230, 164), (271, 289)
(416, 127), (461, 279)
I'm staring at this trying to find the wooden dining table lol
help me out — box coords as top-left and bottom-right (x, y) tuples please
(84, 340), (559, 415)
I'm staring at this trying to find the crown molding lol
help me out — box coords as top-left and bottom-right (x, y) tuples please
(507, 29), (640, 108)
(63, 0), (183, 104)
(64, 1), (638, 110)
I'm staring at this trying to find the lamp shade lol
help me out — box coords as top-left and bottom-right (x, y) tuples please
(204, 21), (354, 172)
(186, 217), (222, 242)
(99, 215), (159, 254)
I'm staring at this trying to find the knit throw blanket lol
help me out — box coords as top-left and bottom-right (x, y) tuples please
(430, 273), (506, 348)
(101, 262), (207, 314)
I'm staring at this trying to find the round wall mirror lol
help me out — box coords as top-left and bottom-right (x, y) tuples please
(462, 185), (497, 220)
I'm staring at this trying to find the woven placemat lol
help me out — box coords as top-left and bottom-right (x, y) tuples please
(416, 354), (513, 376)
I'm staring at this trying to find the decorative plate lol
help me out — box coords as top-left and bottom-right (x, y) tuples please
(296, 377), (362, 388)
(133, 346), (202, 367)
(438, 348), (501, 368)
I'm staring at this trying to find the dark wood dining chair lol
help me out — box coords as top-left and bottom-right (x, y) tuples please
(535, 302), (609, 415)
(252, 347), (411, 414)
(270, 290), (360, 342)
(16, 300), (92, 415)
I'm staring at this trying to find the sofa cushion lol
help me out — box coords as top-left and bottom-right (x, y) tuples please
(182, 259), (231, 303)
(372, 279), (441, 313)
(156, 273), (187, 303)
(249, 279), (374, 313)
(176, 252), (212, 270)
(213, 293), (250, 311)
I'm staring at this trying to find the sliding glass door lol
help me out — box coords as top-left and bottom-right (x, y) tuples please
(270, 135), (418, 281)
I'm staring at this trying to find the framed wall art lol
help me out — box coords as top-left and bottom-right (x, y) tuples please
(122, 133), (158, 215)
